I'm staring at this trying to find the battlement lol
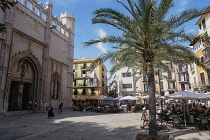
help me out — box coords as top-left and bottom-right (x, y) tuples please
(17, 0), (75, 37)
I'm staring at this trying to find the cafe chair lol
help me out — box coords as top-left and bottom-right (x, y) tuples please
(199, 118), (209, 131)
(172, 117), (181, 129)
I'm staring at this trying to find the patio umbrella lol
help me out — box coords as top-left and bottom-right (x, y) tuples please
(115, 96), (123, 100)
(100, 97), (117, 101)
(140, 94), (163, 99)
(119, 96), (138, 100)
(168, 91), (207, 100)
(168, 91), (208, 128)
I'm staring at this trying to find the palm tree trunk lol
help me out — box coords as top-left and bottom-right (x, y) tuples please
(147, 64), (157, 135)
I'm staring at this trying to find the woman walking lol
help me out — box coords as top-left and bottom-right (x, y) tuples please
(47, 104), (54, 119)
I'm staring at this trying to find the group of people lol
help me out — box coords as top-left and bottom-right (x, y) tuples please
(43, 102), (63, 119)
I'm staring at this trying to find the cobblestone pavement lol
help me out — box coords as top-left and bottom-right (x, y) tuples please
(0, 109), (210, 140)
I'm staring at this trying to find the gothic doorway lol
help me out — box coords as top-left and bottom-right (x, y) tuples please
(22, 83), (32, 110)
(8, 58), (38, 111)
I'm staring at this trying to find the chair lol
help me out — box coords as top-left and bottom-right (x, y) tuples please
(172, 117), (181, 129)
(199, 118), (209, 131)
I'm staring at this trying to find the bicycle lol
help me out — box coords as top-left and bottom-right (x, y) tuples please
(156, 118), (170, 132)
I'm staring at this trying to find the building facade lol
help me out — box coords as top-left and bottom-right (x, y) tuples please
(72, 58), (107, 105)
(114, 67), (141, 97)
(191, 6), (210, 92)
(0, 0), (75, 113)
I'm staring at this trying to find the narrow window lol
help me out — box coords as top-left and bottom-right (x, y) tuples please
(144, 84), (148, 92)
(74, 89), (78, 95)
(34, 7), (39, 15)
(82, 89), (86, 95)
(41, 13), (46, 21)
(200, 73), (206, 85)
(202, 19), (206, 30)
(26, 1), (32, 10)
(52, 72), (60, 99)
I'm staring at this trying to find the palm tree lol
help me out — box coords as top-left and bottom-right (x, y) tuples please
(84, 0), (210, 135)
(0, 0), (14, 33)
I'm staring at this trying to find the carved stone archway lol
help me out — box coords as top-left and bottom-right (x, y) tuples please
(8, 55), (40, 111)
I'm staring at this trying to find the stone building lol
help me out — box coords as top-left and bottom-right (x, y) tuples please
(0, 0), (75, 113)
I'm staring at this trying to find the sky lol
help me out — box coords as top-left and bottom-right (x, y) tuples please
(37, 0), (210, 82)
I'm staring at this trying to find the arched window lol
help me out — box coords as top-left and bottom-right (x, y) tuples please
(52, 72), (60, 99)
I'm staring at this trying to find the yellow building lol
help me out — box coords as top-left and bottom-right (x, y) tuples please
(72, 58), (107, 106)
(191, 8), (210, 92)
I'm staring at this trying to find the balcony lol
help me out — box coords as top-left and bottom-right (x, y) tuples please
(74, 83), (98, 88)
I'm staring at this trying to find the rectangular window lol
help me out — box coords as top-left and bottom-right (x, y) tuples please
(122, 84), (132, 88)
(160, 82), (163, 89)
(75, 64), (78, 70)
(26, 1), (32, 10)
(199, 24), (202, 30)
(181, 84), (185, 91)
(144, 84), (148, 92)
(179, 73), (185, 81)
(74, 80), (77, 86)
(91, 88), (95, 95)
(200, 72), (206, 85)
(34, 7), (39, 16)
(74, 72), (78, 78)
(122, 72), (131, 77)
(74, 89), (78, 95)
(41, 13), (46, 21)
(178, 64), (182, 72)
(143, 75), (148, 81)
(82, 89), (86, 95)
(168, 81), (175, 89)
(83, 63), (87, 69)
(202, 19), (206, 30)
(168, 73), (172, 79)
(167, 62), (173, 69)
(83, 79), (86, 86)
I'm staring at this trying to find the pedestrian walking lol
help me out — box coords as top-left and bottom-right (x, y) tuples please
(140, 107), (149, 128)
(57, 103), (63, 114)
(44, 102), (48, 113)
(47, 104), (54, 119)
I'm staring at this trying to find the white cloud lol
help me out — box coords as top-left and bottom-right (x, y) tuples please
(98, 28), (107, 38)
(95, 28), (107, 53)
(177, 0), (190, 12)
(96, 42), (107, 53)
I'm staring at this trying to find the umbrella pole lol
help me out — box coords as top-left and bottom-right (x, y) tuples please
(183, 100), (187, 128)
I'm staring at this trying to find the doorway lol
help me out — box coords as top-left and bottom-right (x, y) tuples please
(8, 81), (20, 111)
(22, 83), (32, 110)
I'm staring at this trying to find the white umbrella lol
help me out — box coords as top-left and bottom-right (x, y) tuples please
(168, 91), (207, 100)
(168, 91), (208, 128)
(140, 94), (162, 99)
(119, 96), (138, 100)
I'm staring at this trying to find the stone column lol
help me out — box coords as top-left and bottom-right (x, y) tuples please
(39, 2), (53, 107)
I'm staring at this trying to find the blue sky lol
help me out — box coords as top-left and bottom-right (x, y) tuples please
(38, 0), (210, 81)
